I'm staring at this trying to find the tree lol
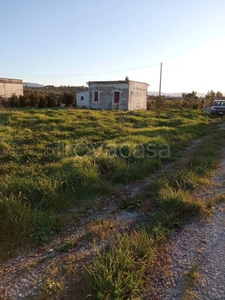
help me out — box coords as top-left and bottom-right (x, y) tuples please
(62, 92), (75, 106)
(205, 90), (216, 105)
(154, 95), (168, 116)
(182, 93), (186, 100)
(38, 95), (48, 108)
(19, 95), (30, 107)
(206, 90), (216, 100)
(46, 93), (60, 107)
(216, 91), (223, 100)
(28, 90), (41, 107)
(9, 94), (20, 107)
(185, 91), (198, 100)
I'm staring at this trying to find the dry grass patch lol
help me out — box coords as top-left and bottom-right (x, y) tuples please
(183, 262), (201, 300)
(79, 219), (117, 244)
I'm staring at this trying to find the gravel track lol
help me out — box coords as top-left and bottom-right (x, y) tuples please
(150, 145), (225, 300)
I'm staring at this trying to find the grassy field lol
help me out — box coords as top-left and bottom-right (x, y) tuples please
(0, 108), (219, 255)
(2, 107), (225, 299)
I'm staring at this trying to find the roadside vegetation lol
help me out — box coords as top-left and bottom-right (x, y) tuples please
(0, 107), (225, 299)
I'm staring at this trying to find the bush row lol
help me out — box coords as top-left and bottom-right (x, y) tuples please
(0, 90), (76, 108)
(147, 97), (208, 110)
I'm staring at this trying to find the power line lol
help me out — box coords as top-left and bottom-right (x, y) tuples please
(2, 63), (159, 79)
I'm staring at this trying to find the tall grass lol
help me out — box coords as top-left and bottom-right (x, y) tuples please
(85, 230), (156, 300)
(0, 192), (33, 247)
(0, 108), (219, 253)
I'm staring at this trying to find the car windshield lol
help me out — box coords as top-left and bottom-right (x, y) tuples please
(213, 101), (225, 106)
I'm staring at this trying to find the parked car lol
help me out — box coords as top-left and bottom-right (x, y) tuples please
(211, 100), (225, 115)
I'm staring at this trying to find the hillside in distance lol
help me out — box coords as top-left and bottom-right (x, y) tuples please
(23, 82), (45, 88)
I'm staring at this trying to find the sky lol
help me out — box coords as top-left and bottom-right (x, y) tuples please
(1, 0), (225, 94)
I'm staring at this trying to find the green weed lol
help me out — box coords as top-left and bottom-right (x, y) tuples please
(85, 230), (155, 299)
(117, 196), (142, 211)
(57, 237), (76, 253)
(39, 277), (65, 299)
(183, 262), (201, 300)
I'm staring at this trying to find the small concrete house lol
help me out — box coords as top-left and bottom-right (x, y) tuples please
(0, 78), (23, 98)
(76, 78), (148, 110)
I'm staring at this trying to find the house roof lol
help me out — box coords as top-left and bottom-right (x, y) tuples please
(87, 80), (149, 86)
(87, 80), (127, 85)
(0, 78), (23, 84)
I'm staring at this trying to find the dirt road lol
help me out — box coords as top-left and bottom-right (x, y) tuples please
(152, 147), (225, 300)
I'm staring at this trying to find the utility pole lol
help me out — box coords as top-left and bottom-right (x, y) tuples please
(159, 62), (162, 96)
(203, 98), (206, 111)
(156, 62), (163, 119)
